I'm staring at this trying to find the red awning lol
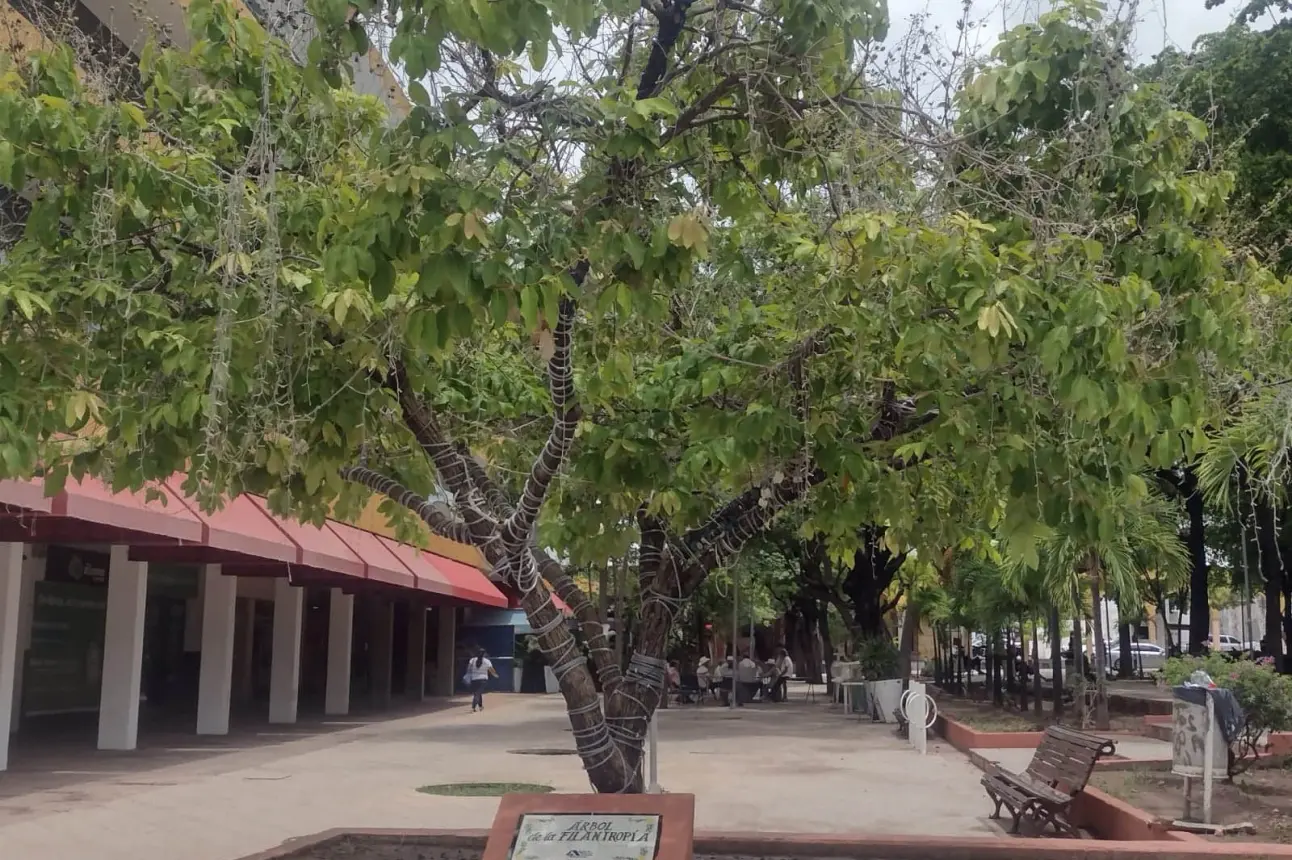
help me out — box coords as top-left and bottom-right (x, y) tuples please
(327, 521), (416, 589)
(247, 496), (366, 579)
(424, 551), (508, 607)
(164, 480), (297, 563)
(0, 478), (52, 513)
(0, 471), (505, 605)
(0, 475), (203, 544)
(57, 477), (203, 542)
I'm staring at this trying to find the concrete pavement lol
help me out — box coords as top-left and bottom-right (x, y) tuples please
(0, 695), (1001, 860)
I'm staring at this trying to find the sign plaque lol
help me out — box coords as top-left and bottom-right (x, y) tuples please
(484, 793), (694, 860)
(510, 813), (661, 860)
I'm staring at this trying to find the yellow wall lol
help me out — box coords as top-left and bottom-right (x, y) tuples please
(2, 2), (49, 59)
(354, 496), (487, 570)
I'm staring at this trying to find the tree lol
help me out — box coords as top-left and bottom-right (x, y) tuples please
(0, 0), (1278, 790)
(1158, 13), (1292, 670)
(1009, 488), (1190, 729)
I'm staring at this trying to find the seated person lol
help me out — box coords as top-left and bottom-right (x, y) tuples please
(661, 660), (681, 708)
(736, 653), (762, 704)
(771, 648), (794, 702)
(714, 655), (735, 705)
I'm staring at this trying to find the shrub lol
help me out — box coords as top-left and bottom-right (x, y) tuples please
(1162, 655), (1292, 775)
(856, 637), (901, 681)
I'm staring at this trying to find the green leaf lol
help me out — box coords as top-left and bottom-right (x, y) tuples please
(528, 37), (549, 71)
(634, 97), (679, 119)
(371, 259), (395, 302)
(519, 285), (539, 330)
(119, 102), (147, 128)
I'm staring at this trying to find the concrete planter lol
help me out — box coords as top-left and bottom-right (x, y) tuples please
(867, 679), (903, 723)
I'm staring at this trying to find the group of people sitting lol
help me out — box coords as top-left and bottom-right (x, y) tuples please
(662, 648), (795, 706)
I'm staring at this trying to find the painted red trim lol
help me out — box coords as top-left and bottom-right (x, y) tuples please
(232, 827), (1292, 860)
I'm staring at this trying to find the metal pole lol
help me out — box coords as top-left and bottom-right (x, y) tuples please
(730, 569), (738, 710)
(647, 717), (660, 794)
(1203, 693), (1216, 825)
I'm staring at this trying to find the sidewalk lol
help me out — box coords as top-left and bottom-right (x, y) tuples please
(0, 695), (999, 860)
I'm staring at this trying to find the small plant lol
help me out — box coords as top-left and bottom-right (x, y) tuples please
(856, 637), (900, 681)
(1162, 655), (1292, 776)
(417, 783), (554, 796)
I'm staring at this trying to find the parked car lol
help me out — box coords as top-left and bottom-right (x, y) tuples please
(1107, 642), (1166, 675)
(1206, 634), (1244, 653)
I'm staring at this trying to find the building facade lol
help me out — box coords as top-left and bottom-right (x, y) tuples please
(0, 474), (510, 770)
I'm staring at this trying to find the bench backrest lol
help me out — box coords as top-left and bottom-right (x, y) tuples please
(1023, 726), (1117, 795)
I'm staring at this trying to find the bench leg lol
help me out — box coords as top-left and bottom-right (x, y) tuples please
(988, 794), (1004, 820)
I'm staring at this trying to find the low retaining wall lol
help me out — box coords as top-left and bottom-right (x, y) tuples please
(933, 714), (1044, 750)
(236, 828), (1292, 860)
(1070, 788), (1201, 843)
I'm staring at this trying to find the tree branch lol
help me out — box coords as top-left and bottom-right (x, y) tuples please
(662, 72), (740, 143)
(500, 296), (581, 548)
(389, 362), (499, 541)
(532, 547), (623, 689)
(338, 465), (473, 545)
(455, 441), (515, 517)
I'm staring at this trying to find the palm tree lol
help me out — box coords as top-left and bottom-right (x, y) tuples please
(1005, 487), (1189, 729)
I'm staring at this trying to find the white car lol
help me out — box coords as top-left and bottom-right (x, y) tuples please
(1206, 634), (1244, 653)
(1107, 642), (1166, 675)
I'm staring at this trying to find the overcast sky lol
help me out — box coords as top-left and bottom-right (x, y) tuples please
(884, 0), (1246, 61)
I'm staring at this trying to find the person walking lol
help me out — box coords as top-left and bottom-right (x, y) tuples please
(466, 649), (496, 712)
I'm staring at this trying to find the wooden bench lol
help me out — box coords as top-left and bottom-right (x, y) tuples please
(981, 725), (1116, 836)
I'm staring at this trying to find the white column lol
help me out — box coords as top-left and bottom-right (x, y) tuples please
(98, 545), (148, 751)
(0, 543), (24, 769)
(268, 578), (304, 724)
(434, 606), (456, 696)
(406, 603), (426, 700)
(325, 589), (353, 716)
(196, 565), (237, 735)
(11, 550), (44, 733)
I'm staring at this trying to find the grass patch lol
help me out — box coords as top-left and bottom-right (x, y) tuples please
(417, 782), (554, 797)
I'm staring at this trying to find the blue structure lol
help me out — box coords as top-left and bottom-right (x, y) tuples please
(455, 607), (525, 693)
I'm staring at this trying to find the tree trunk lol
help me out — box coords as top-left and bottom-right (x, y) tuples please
(898, 599), (919, 691)
(1032, 616), (1043, 714)
(818, 602), (835, 692)
(992, 632), (1004, 707)
(1088, 565), (1111, 731)
(1253, 492), (1287, 670)
(1184, 467), (1210, 656)
(1002, 627), (1012, 692)
(1117, 614), (1134, 679)
(1050, 607), (1064, 717)
(842, 527), (906, 640)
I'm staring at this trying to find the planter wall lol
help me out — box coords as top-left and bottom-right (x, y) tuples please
(235, 827), (1285, 860)
(933, 714), (1045, 751)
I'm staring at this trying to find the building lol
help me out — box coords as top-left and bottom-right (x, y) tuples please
(0, 474), (513, 770)
(0, 0), (554, 773)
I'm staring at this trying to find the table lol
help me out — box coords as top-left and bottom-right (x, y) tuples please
(838, 680), (869, 721)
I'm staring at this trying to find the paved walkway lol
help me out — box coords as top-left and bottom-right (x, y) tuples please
(0, 695), (999, 859)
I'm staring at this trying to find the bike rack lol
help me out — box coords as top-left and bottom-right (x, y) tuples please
(899, 688), (938, 729)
